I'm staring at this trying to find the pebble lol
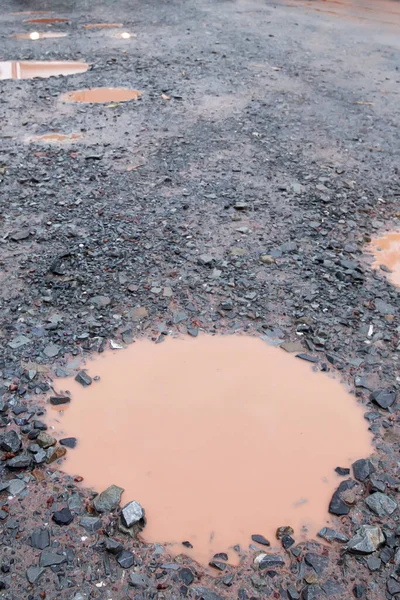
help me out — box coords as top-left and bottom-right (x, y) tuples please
(104, 537), (123, 554)
(26, 566), (45, 585)
(0, 430), (21, 453)
(347, 525), (385, 554)
(52, 507), (74, 526)
(7, 479), (26, 496)
(365, 492), (397, 517)
(370, 389), (396, 409)
(39, 550), (67, 567)
(121, 500), (145, 528)
(117, 550), (135, 568)
(317, 527), (348, 543)
(93, 484), (124, 513)
(49, 395), (70, 406)
(129, 573), (149, 587)
(251, 534), (270, 546)
(30, 527), (50, 550)
(352, 458), (375, 481)
(80, 516), (102, 532)
(179, 567), (194, 586)
(75, 370), (92, 386)
(60, 437), (77, 448)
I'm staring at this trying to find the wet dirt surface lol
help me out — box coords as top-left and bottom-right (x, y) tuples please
(25, 133), (82, 144)
(83, 23), (124, 29)
(49, 335), (371, 565)
(0, 60), (89, 80)
(60, 87), (142, 103)
(12, 32), (68, 40)
(0, 0), (400, 598)
(371, 230), (400, 287)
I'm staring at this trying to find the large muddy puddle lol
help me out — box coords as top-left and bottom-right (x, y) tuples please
(0, 61), (89, 80)
(60, 88), (142, 103)
(48, 335), (371, 565)
(370, 229), (400, 286)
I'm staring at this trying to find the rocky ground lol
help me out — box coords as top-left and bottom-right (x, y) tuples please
(1, 0), (400, 598)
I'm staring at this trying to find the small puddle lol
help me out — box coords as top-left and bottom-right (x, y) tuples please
(25, 17), (70, 24)
(12, 32), (68, 40)
(26, 133), (82, 144)
(48, 335), (371, 565)
(83, 23), (124, 29)
(0, 61), (89, 80)
(60, 88), (142, 103)
(370, 229), (400, 286)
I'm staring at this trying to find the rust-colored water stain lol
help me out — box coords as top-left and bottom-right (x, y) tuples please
(0, 61), (89, 80)
(26, 133), (82, 144)
(25, 17), (70, 24)
(83, 23), (124, 29)
(49, 335), (371, 565)
(12, 32), (68, 40)
(61, 88), (142, 103)
(371, 229), (400, 286)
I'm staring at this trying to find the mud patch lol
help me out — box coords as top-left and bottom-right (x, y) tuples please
(60, 87), (142, 103)
(370, 229), (400, 286)
(49, 335), (371, 565)
(26, 133), (82, 144)
(12, 32), (68, 40)
(0, 61), (89, 80)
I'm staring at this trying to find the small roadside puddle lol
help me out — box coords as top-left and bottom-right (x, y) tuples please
(60, 88), (142, 103)
(12, 32), (68, 40)
(370, 229), (400, 286)
(48, 335), (371, 565)
(26, 133), (82, 144)
(0, 61), (89, 80)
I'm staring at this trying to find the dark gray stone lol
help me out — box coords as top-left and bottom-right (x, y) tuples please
(287, 585), (301, 600)
(60, 437), (77, 448)
(366, 556), (381, 571)
(304, 553), (328, 575)
(75, 370), (92, 387)
(7, 479), (26, 495)
(251, 534), (270, 546)
(329, 479), (356, 515)
(365, 492), (397, 517)
(104, 536), (123, 554)
(117, 550), (134, 568)
(80, 516), (102, 532)
(193, 586), (225, 600)
(39, 550), (67, 567)
(30, 527), (50, 550)
(52, 507), (74, 526)
(348, 525), (385, 554)
(258, 554), (284, 569)
(317, 527), (348, 543)
(49, 395), (70, 406)
(7, 452), (32, 469)
(302, 585), (323, 599)
(0, 430), (21, 453)
(179, 567), (194, 586)
(26, 566), (45, 584)
(93, 485), (124, 513)
(387, 578), (400, 596)
(370, 389), (396, 410)
(352, 459), (375, 482)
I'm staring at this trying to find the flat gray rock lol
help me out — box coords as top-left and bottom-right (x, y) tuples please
(7, 479), (26, 496)
(347, 525), (385, 554)
(30, 527), (50, 550)
(365, 492), (397, 517)
(129, 573), (149, 588)
(39, 550), (67, 567)
(80, 516), (102, 532)
(26, 566), (45, 584)
(93, 484), (124, 513)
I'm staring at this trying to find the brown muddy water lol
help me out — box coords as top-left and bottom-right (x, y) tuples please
(60, 88), (142, 103)
(26, 133), (82, 144)
(0, 61), (89, 80)
(48, 335), (372, 565)
(371, 229), (400, 286)
(12, 32), (68, 40)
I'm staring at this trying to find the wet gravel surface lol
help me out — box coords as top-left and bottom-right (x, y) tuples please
(1, 0), (400, 598)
